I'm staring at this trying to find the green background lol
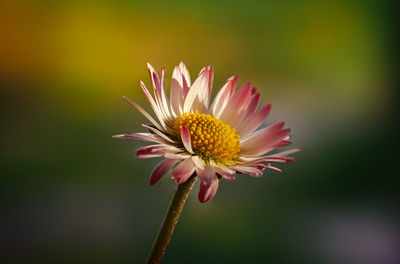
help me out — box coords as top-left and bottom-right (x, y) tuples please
(1, 0), (397, 263)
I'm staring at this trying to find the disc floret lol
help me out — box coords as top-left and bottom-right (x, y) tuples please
(174, 110), (241, 164)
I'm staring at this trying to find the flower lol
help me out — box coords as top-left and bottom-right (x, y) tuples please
(113, 62), (299, 203)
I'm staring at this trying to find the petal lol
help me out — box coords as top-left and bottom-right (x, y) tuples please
(139, 80), (167, 129)
(191, 156), (205, 170)
(262, 157), (295, 163)
(271, 148), (301, 157)
(171, 159), (195, 184)
(142, 124), (175, 143)
(181, 126), (194, 154)
(179, 61), (191, 88)
(231, 166), (264, 177)
(237, 104), (271, 138)
(215, 167), (236, 180)
(147, 63), (161, 95)
(198, 174), (219, 203)
(196, 164), (215, 184)
(137, 145), (181, 158)
(150, 159), (179, 186)
(122, 96), (164, 132)
(136, 144), (165, 158)
(230, 89), (261, 129)
(159, 67), (171, 118)
(274, 139), (292, 147)
(218, 82), (252, 125)
(265, 165), (282, 172)
(210, 75), (237, 118)
(183, 66), (213, 113)
(147, 63), (170, 119)
(165, 153), (192, 159)
(170, 66), (184, 117)
(240, 122), (290, 157)
(240, 156), (294, 164)
(111, 133), (167, 144)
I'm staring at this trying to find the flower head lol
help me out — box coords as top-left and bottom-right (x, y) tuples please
(113, 62), (299, 202)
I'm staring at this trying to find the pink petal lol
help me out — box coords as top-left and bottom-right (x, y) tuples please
(237, 104), (271, 138)
(243, 156), (295, 164)
(274, 139), (291, 147)
(232, 166), (264, 177)
(198, 174), (219, 203)
(246, 91), (261, 116)
(150, 159), (179, 186)
(210, 75), (237, 118)
(219, 82), (252, 125)
(270, 148), (301, 157)
(240, 122), (290, 157)
(181, 126), (194, 154)
(264, 156), (295, 163)
(122, 96), (164, 132)
(230, 90), (260, 129)
(183, 66), (213, 113)
(215, 167), (236, 180)
(196, 165), (215, 184)
(171, 159), (195, 184)
(136, 145), (165, 158)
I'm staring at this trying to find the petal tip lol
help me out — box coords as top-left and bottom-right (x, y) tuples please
(111, 134), (124, 139)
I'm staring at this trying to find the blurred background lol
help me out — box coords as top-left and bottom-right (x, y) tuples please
(1, 0), (398, 263)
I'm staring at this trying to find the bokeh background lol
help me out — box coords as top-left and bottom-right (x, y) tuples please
(1, 0), (398, 263)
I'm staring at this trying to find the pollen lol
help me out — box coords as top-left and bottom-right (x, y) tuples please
(174, 110), (241, 164)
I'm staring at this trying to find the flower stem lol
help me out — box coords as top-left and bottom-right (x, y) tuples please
(146, 174), (197, 264)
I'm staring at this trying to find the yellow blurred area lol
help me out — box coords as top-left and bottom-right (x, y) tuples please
(1, 0), (389, 116)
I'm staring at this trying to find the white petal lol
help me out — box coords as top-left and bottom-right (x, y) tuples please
(141, 124), (175, 143)
(170, 66), (183, 117)
(191, 156), (205, 170)
(179, 61), (191, 88)
(210, 75), (237, 118)
(122, 96), (164, 132)
(181, 126), (194, 154)
(159, 67), (171, 119)
(183, 66), (213, 113)
(139, 80), (167, 129)
(111, 133), (167, 144)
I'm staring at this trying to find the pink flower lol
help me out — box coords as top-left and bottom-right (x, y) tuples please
(113, 62), (299, 203)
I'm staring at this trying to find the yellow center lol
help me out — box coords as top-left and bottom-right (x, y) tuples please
(174, 110), (241, 164)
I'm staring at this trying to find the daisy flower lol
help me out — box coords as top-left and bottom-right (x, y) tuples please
(113, 62), (299, 203)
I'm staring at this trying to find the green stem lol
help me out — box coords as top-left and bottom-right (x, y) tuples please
(146, 174), (197, 264)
